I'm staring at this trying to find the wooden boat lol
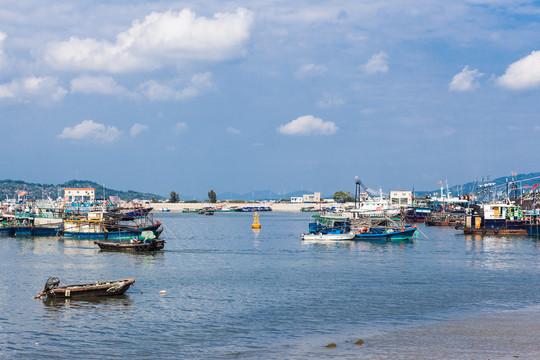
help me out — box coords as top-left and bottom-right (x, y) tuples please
(35, 277), (135, 298)
(94, 239), (165, 251)
(301, 232), (356, 241)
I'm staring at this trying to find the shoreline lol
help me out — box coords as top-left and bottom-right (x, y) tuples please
(345, 305), (540, 359)
(149, 202), (335, 212)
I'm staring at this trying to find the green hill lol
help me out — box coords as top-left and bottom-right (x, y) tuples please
(0, 179), (164, 201)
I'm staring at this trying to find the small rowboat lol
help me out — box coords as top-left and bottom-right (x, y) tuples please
(301, 232), (356, 241)
(35, 277), (135, 298)
(94, 239), (165, 251)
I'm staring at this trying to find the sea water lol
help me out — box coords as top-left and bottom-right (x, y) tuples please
(0, 212), (538, 359)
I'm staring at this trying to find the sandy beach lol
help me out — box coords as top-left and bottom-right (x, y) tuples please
(321, 305), (540, 359)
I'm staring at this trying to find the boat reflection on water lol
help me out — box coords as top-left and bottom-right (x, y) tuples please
(40, 294), (135, 311)
(302, 238), (415, 252)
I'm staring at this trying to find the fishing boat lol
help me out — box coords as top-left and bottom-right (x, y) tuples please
(457, 203), (527, 235)
(60, 211), (163, 240)
(354, 227), (416, 241)
(301, 232), (356, 241)
(0, 209), (63, 236)
(34, 277), (135, 298)
(182, 208), (198, 213)
(94, 239), (165, 251)
(348, 211), (417, 241)
(425, 213), (464, 227)
(118, 206), (153, 217)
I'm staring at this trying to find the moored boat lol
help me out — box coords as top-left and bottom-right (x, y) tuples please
(457, 203), (527, 235)
(301, 232), (356, 241)
(94, 239), (165, 251)
(35, 277), (136, 298)
(353, 227), (416, 241)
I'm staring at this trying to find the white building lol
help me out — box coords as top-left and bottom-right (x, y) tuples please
(303, 192), (321, 203)
(64, 188), (95, 202)
(390, 191), (412, 206)
(290, 197), (303, 203)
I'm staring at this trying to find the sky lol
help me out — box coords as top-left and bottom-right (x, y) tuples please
(1, 1), (540, 199)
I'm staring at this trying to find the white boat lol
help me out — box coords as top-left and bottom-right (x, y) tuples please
(301, 232), (356, 241)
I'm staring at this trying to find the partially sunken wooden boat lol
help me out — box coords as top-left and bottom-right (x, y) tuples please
(35, 277), (135, 298)
(94, 239), (165, 251)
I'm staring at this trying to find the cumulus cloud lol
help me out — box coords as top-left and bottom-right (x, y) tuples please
(71, 75), (129, 95)
(139, 72), (214, 101)
(278, 115), (337, 136)
(58, 120), (122, 142)
(449, 66), (484, 91)
(130, 123), (149, 137)
(498, 51), (540, 90)
(295, 63), (327, 79)
(174, 122), (187, 134)
(363, 51), (389, 74)
(227, 126), (241, 134)
(0, 76), (67, 102)
(43, 8), (253, 73)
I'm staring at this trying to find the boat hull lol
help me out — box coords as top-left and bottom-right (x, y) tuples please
(354, 227), (416, 241)
(1, 226), (60, 236)
(62, 224), (162, 240)
(46, 278), (135, 298)
(301, 233), (356, 241)
(526, 224), (540, 236)
(461, 228), (527, 235)
(95, 240), (165, 251)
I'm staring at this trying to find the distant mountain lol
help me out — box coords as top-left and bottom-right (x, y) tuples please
(415, 172), (540, 197)
(3, 172), (539, 202)
(0, 179), (165, 201)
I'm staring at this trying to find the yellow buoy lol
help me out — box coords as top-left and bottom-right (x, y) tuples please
(159, 290), (167, 295)
(252, 213), (261, 229)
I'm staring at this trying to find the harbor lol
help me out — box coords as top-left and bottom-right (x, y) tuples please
(1, 211), (539, 359)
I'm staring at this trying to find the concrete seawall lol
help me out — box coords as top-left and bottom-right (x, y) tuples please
(149, 202), (337, 212)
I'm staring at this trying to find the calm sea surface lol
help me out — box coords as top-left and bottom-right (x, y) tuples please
(0, 212), (538, 359)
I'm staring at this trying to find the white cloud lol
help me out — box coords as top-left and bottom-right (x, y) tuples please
(498, 51), (540, 90)
(315, 93), (345, 108)
(363, 51), (389, 74)
(295, 63), (327, 79)
(174, 122), (187, 134)
(278, 115), (337, 136)
(58, 120), (122, 143)
(71, 75), (129, 95)
(139, 72), (214, 101)
(43, 8), (253, 73)
(227, 126), (241, 134)
(130, 123), (149, 138)
(0, 32), (6, 69)
(0, 76), (67, 102)
(449, 66), (484, 91)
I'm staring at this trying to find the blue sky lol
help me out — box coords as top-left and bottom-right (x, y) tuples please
(1, 1), (540, 198)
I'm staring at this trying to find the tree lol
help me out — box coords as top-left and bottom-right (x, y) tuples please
(169, 191), (179, 203)
(333, 191), (355, 203)
(208, 189), (217, 203)
(151, 197), (157, 203)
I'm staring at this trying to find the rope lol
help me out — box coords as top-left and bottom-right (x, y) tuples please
(162, 223), (177, 239)
(415, 226), (430, 240)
